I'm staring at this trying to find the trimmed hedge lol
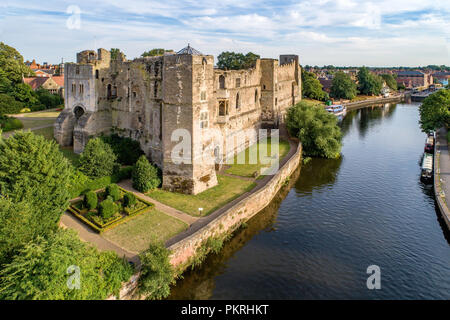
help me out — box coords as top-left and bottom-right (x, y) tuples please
(124, 192), (136, 208)
(83, 191), (98, 210)
(132, 155), (161, 193)
(106, 184), (120, 201)
(99, 198), (118, 220)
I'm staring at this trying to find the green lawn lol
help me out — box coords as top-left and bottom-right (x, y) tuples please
(102, 208), (188, 253)
(225, 138), (291, 177)
(20, 110), (61, 118)
(147, 174), (256, 216)
(19, 118), (56, 130)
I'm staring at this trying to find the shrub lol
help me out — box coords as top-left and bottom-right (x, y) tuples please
(123, 192), (136, 208)
(106, 183), (120, 201)
(132, 155), (161, 193)
(84, 191), (98, 210)
(287, 101), (342, 159)
(0, 131), (73, 235)
(0, 116), (23, 132)
(138, 242), (174, 300)
(20, 107), (31, 113)
(99, 198), (118, 220)
(0, 93), (24, 115)
(78, 137), (118, 178)
(101, 134), (145, 165)
(0, 229), (133, 300)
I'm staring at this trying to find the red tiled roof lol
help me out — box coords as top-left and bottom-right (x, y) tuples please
(23, 77), (48, 90)
(52, 76), (64, 87)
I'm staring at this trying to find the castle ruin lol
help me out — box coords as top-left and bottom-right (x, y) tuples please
(54, 46), (301, 194)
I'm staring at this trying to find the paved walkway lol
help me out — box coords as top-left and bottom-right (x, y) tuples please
(117, 180), (199, 225)
(60, 213), (140, 266)
(435, 127), (450, 229)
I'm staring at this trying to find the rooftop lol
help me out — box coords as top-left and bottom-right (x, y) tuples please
(177, 44), (203, 55)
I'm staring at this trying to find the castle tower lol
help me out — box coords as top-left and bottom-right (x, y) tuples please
(161, 45), (218, 194)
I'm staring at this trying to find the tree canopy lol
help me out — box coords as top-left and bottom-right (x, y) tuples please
(380, 73), (398, 91)
(141, 48), (174, 57)
(330, 71), (357, 100)
(357, 67), (383, 96)
(0, 131), (73, 235)
(0, 42), (34, 83)
(0, 229), (133, 300)
(216, 51), (260, 70)
(419, 89), (450, 132)
(78, 137), (118, 178)
(286, 101), (342, 159)
(302, 70), (329, 101)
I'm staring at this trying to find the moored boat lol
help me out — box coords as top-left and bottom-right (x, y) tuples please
(325, 104), (347, 117)
(420, 153), (433, 183)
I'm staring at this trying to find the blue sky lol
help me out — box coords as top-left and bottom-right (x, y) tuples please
(0, 0), (449, 66)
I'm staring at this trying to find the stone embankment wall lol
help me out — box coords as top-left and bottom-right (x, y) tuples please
(434, 130), (450, 230)
(344, 94), (405, 110)
(167, 141), (302, 267)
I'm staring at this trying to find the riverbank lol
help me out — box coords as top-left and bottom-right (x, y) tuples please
(343, 93), (406, 110)
(434, 127), (450, 230)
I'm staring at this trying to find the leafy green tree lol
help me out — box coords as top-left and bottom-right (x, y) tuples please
(11, 83), (38, 106)
(132, 155), (161, 192)
(0, 69), (12, 93)
(330, 71), (357, 100)
(380, 73), (397, 91)
(419, 89), (450, 132)
(35, 88), (63, 109)
(302, 70), (328, 101)
(106, 183), (120, 201)
(217, 51), (260, 70)
(0, 93), (24, 115)
(0, 42), (34, 84)
(141, 48), (174, 57)
(110, 48), (125, 61)
(99, 198), (118, 220)
(138, 242), (174, 300)
(78, 138), (118, 178)
(0, 229), (133, 300)
(357, 67), (382, 95)
(286, 101), (342, 159)
(84, 191), (98, 210)
(101, 134), (144, 165)
(0, 131), (73, 235)
(0, 199), (35, 264)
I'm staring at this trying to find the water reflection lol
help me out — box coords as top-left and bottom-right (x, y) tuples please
(294, 157), (342, 194)
(168, 166), (301, 300)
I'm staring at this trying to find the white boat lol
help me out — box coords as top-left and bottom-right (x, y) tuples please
(325, 104), (347, 117)
(421, 153), (433, 182)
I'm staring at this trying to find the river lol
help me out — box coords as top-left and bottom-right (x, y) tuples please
(168, 102), (450, 300)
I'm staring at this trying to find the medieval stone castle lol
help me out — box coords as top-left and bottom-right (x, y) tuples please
(54, 46), (302, 194)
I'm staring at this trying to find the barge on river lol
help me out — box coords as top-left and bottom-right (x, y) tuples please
(421, 153), (433, 183)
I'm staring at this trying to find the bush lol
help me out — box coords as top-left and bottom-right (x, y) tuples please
(0, 131), (73, 235)
(132, 155), (161, 193)
(106, 183), (120, 201)
(0, 116), (23, 132)
(99, 198), (118, 220)
(0, 229), (133, 300)
(286, 101), (342, 159)
(138, 242), (174, 300)
(101, 134), (145, 165)
(123, 192), (137, 208)
(0, 93), (24, 115)
(35, 88), (63, 109)
(78, 137), (118, 178)
(84, 191), (98, 210)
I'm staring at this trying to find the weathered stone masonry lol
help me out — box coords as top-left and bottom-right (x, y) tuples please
(55, 47), (301, 194)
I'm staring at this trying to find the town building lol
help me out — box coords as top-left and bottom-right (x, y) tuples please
(54, 46), (302, 194)
(23, 76), (64, 96)
(432, 72), (450, 86)
(396, 70), (433, 88)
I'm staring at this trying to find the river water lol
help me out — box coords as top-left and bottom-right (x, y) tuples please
(169, 102), (450, 300)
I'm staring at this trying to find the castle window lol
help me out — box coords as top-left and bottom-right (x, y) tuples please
(236, 93), (240, 109)
(263, 84), (266, 90)
(219, 101), (228, 116)
(275, 98), (278, 106)
(236, 78), (241, 88)
(72, 83), (76, 95)
(112, 86), (117, 98)
(255, 89), (258, 103)
(219, 75), (225, 89)
(95, 70), (99, 79)
(133, 91), (137, 98)
(75, 66), (80, 75)
(200, 111), (209, 129)
(79, 84), (84, 94)
(154, 81), (158, 98)
(201, 91), (206, 101)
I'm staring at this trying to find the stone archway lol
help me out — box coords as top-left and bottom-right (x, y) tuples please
(74, 105), (85, 120)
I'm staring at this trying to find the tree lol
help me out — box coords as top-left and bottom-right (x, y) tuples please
(99, 197), (118, 220)
(286, 101), (342, 159)
(101, 134), (144, 165)
(78, 138), (118, 178)
(380, 73), (397, 91)
(84, 190), (98, 210)
(132, 155), (161, 192)
(0, 42), (34, 84)
(123, 192), (136, 208)
(302, 70), (328, 101)
(0, 93), (24, 115)
(0, 131), (73, 235)
(0, 229), (133, 300)
(141, 48), (174, 57)
(357, 67), (382, 96)
(419, 89), (450, 132)
(11, 82), (38, 106)
(110, 48), (125, 61)
(0, 199), (35, 264)
(106, 183), (120, 202)
(138, 242), (174, 300)
(330, 71), (357, 100)
(217, 51), (260, 70)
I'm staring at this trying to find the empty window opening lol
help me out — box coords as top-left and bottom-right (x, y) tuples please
(219, 75), (225, 89)
(236, 93), (240, 109)
(95, 70), (99, 79)
(200, 111), (209, 129)
(236, 78), (241, 88)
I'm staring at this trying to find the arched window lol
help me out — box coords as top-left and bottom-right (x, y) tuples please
(111, 86), (117, 98)
(236, 93), (240, 109)
(255, 89), (258, 103)
(95, 70), (99, 79)
(219, 101), (227, 116)
(74, 106), (85, 120)
(219, 75), (225, 89)
(107, 84), (112, 98)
